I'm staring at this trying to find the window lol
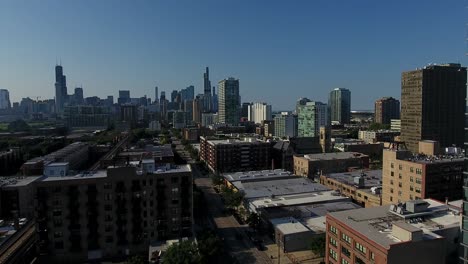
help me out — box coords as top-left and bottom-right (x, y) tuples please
(398, 173), (402, 179)
(341, 259), (350, 264)
(341, 246), (351, 257)
(390, 188), (393, 193)
(410, 167), (414, 173)
(104, 193), (112, 201)
(105, 225), (113, 232)
(355, 256), (365, 264)
(415, 178), (422, 184)
(104, 204), (112, 211)
(398, 182), (402, 187)
(53, 209), (62, 217)
(54, 231), (63, 238)
(329, 225), (337, 235)
(391, 171), (394, 177)
(104, 183), (112, 189)
(53, 218), (62, 227)
(330, 237), (337, 247)
(355, 242), (366, 254)
(342, 233), (351, 244)
(399, 164), (402, 170)
(410, 176), (414, 182)
(105, 236), (114, 243)
(54, 241), (64, 249)
(370, 251), (375, 261)
(415, 187), (421, 194)
(416, 168), (422, 175)
(171, 187), (179, 195)
(390, 180), (394, 185)
(171, 177), (179, 183)
(390, 196), (393, 202)
(410, 185), (414, 191)
(329, 248), (338, 261)
(391, 163), (394, 168)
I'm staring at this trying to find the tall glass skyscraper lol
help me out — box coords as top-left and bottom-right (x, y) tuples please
(328, 88), (351, 124)
(218, 77), (240, 125)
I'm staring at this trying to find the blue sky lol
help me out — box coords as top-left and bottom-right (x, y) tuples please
(0, 1), (466, 110)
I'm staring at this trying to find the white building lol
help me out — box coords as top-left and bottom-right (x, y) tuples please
(247, 102), (272, 124)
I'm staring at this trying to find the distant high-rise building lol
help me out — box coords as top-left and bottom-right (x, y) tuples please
(54, 65), (68, 113)
(247, 102), (272, 124)
(118, 90), (130, 104)
(203, 67), (212, 112)
(74, 87), (84, 105)
(192, 96), (203, 124)
(274, 112), (298, 138)
(295, 97), (311, 114)
(401, 63), (466, 152)
(212, 86), (218, 112)
(241, 102), (251, 118)
(171, 90), (178, 103)
(218, 78), (240, 125)
(297, 101), (330, 137)
(462, 83), (468, 262)
(328, 88), (351, 124)
(0, 89), (11, 109)
(107, 96), (114, 106)
(154, 86), (159, 103)
(179, 86), (194, 102)
(374, 97), (400, 125)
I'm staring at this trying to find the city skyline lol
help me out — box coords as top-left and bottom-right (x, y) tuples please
(1, 1), (466, 110)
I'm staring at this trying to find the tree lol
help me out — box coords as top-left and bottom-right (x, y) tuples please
(197, 230), (224, 263)
(221, 186), (244, 209)
(8, 119), (31, 132)
(309, 236), (326, 257)
(246, 212), (262, 231)
(210, 173), (224, 188)
(163, 240), (200, 264)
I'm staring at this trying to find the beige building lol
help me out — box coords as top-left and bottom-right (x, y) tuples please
(382, 141), (463, 205)
(320, 170), (382, 207)
(294, 152), (369, 180)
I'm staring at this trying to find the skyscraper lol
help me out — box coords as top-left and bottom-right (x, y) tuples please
(192, 96), (203, 124)
(297, 101), (330, 137)
(374, 97), (400, 125)
(74, 87), (84, 105)
(118, 90), (130, 104)
(218, 78), (240, 125)
(274, 112), (298, 138)
(154, 86), (159, 103)
(212, 86), (218, 112)
(54, 65), (68, 113)
(247, 102), (272, 124)
(203, 67), (212, 112)
(328, 88), (351, 124)
(0, 89), (11, 109)
(171, 90), (178, 103)
(401, 63), (466, 152)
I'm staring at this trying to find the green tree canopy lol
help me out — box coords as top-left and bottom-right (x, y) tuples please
(309, 235), (326, 257)
(8, 119), (31, 132)
(163, 240), (200, 264)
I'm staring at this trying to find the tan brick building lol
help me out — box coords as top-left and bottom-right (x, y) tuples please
(382, 141), (463, 205)
(294, 152), (369, 180)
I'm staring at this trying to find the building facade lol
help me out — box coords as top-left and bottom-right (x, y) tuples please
(0, 89), (11, 109)
(274, 112), (298, 138)
(199, 136), (271, 173)
(329, 88), (351, 124)
(401, 63), (467, 152)
(294, 152), (369, 179)
(218, 78), (240, 125)
(297, 101), (330, 137)
(247, 102), (272, 124)
(326, 199), (461, 264)
(374, 97), (400, 125)
(382, 141), (463, 205)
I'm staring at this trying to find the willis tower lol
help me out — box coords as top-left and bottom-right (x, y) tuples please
(55, 64), (68, 114)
